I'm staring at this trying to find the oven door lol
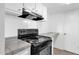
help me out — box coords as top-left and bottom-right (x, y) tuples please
(40, 43), (52, 55)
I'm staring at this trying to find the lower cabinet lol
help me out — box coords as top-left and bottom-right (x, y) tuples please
(15, 47), (30, 55)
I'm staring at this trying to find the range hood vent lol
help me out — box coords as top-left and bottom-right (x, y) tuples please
(18, 8), (44, 21)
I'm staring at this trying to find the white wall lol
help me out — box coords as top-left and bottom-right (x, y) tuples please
(5, 14), (27, 37)
(47, 14), (57, 32)
(49, 9), (79, 54)
(38, 18), (50, 34)
(48, 13), (66, 49)
(5, 14), (38, 37)
(0, 4), (5, 54)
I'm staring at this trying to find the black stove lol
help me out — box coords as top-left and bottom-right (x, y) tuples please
(18, 29), (52, 55)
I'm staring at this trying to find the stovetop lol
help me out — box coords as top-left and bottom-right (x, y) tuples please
(20, 35), (52, 45)
(18, 29), (52, 50)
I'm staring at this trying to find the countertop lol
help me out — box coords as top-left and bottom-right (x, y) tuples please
(40, 32), (59, 42)
(5, 37), (31, 55)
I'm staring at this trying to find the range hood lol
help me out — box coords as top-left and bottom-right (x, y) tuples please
(18, 8), (44, 21)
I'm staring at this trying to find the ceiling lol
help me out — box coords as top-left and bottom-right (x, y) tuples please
(43, 3), (79, 14)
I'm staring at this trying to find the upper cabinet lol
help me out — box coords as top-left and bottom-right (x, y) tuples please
(42, 5), (47, 20)
(34, 3), (43, 15)
(36, 3), (47, 21)
(32, 3), (47, 21)
(5, 3), (23, 15)
(24, 3), (43, 14)
(24, 3), (35, 12)
(5, 3), (47, 21)
(24, 3), (47, 19)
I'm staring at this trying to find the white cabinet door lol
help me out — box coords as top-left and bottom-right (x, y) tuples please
(35, 3), (43, 15)
(24, 3), (43, 15)
(5, 3), (23, 14)
(15, 47), (30, 55)
(24, 3), (35, 12)
(42, 6), (47, 20)
(35, 3), (47, 21)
